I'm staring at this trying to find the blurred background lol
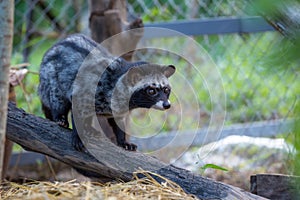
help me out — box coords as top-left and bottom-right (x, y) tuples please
(9, 0), (299, 190)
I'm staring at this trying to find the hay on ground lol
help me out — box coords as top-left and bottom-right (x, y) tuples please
(0, 170), (198, 200)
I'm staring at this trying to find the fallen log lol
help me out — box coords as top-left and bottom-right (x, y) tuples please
(6, 102), (265, 200)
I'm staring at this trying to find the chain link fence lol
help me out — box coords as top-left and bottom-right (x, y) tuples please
(11, 0), (298, 189)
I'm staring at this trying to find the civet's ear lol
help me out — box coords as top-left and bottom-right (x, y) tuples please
(126, 67), (143, 86)
(163, 65), (176, 78)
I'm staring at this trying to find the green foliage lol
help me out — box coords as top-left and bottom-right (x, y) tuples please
(142, 6), (173, 22)
(198, 33), (298, 123)
(292, 104), (300, 174)
(128, 0), (188, 22)
(199, 163), (228, 174)
(129, 0), (245, 22)
(249, 0), (300, 193)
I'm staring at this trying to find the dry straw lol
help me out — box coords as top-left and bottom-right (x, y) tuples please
(0, 170), (198, 200)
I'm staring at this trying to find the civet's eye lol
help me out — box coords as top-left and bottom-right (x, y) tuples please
(163, 87), (170, 94)
(147, 87), (157, 96)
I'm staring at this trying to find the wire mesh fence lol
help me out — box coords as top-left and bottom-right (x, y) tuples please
(11, 0), (298, 189)
(127, 0), (247, 20)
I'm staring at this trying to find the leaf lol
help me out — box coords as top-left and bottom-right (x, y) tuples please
(200, 164), (228, 172)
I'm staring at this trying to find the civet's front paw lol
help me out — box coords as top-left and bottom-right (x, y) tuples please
(119, 142), (137, 151)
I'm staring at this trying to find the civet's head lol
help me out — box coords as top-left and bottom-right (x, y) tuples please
(124, 64), (176, 111)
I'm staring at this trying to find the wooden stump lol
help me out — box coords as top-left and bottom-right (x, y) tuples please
(251, 174), (300, 199)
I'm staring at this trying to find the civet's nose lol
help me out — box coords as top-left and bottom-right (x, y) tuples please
(163, 101), (171, 109)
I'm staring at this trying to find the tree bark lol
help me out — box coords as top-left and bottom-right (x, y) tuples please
(0, 0), (14, 181)
(2, 85), (15, 180)
(6, 102), (266, 200)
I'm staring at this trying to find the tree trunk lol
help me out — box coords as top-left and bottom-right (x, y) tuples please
(6, 102), (266, 200)
(2, 84), (15, 179)
(89, 0), (143, 61)
(0, 0), (14, 181)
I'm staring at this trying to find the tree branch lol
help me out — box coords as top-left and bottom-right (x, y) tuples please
(6, 102), (265, 200)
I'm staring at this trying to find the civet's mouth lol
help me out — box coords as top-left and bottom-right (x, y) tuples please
(152, 100), (171, 110)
